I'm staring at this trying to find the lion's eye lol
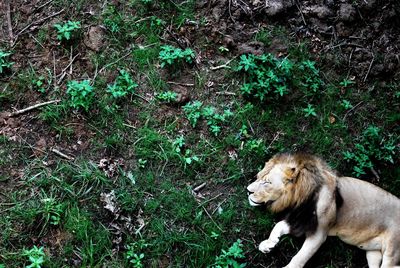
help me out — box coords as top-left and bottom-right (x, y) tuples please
(261, 181), (271, 185)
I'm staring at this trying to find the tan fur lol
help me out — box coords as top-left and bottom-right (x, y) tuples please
(247, 152), (400, 268)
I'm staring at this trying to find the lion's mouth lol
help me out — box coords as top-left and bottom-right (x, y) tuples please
(249, 196), (275, 207)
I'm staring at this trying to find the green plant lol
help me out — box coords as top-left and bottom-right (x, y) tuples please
(183, 101), (233, 136)
(219, 46), (229, 53)
(0, 50), (13, 74)
(23, 246), (45, 268)
(32, 76), (47, 93)
(54, 21), (81, 41)
(138, 159), (147, 169)
(183, 149), (199, 166)
(210, 231), (220, 239)
(339, 78), (355, 88)
(156, 91), (177, 102)
(210, 239), (246, 268)
(172, 135), (185, 153)
(237, 54), (292, 101)
(202, 106), (233, 136)
(341, 100), (353, 109)
(41, 197), (64, 226)
(126, 241), (147, 268)
(237, 54), (323, 102)
(66, 80), (94, 111)
(302, 104), (317, 117)
(297, 60), (322, 93)
(343, 126), (398, 176)
(183, 101), (203, 127)
(159, 45), (195, 68)
(103, 6), (123, 33)
(107, 69), (138, 98)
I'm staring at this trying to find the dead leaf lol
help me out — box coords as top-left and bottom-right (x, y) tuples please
(329, 115), (336, 124)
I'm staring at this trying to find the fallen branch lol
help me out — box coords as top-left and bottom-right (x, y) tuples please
(9, 100), (60, 117)
(363, 55), (375, 82)
(51, 148), (75, 161)
(342, 101), (363, 121)
(166, 81), (194, 87)
(193, 182), (206, 193)
(210, 57), (237, 71)
(57, 52), (80, 85)
(216, 91), (236, 96)
(6, 0), (14, 43)
(14, 9), (64, 41)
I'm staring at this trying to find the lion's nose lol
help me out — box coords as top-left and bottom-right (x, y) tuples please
(247, 188), (254, 195)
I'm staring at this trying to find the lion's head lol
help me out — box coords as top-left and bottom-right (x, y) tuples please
(247, 153), (330, 212)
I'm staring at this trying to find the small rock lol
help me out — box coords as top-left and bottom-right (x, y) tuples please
(84, 26), (105, 51)
(237, 41), (265, 55)
(172, 85), (190, 105)
(222, 35), (236, 48)
(304, 5), (334, 19)
(338, 4), (356, 22)
(268, 38), (288, 54)
(335, 22), (353, 37)
(263, 0), (294, 16)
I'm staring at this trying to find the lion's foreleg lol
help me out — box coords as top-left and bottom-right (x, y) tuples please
(259, 220), (290, 253)
(366, 251), (382, 268)
(283, 230), (327, 268)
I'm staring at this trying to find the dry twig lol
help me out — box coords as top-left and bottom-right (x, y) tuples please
(166, 81), (194, 87)
(363, 55), (375, 82)
(193, 182), (206, 193)
(342, 101), (363, 121)
(51, 148), (75, 161)
(6, 0), (14, 42)
(14, 9), (65, 42)
(210, 56), (237, 70)
(8, 100), (60, 117)
(57, 53), (81, 85)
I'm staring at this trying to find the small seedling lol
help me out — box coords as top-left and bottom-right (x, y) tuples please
(302, 104), (317, 117)
(156, 91), (177, 102)
(210, 231), (220, 239)
(218, 46), (229, 53)
(172, 135), (185, 153)
(341, 100), (353, 110)
(107, 69), (138, 99)
(0, 50), (13, 74)
(41, 198), (64, 226)
(202, 106), (233, 136)
(32, 76), (47, 93)
(23, 246), (46, 268)
(343, 125), (398, 176)
(138, 159), (147, 169)
(183, 101), (203, 127)
(183, 149), (199, 166)
(126, 241), (147, 268)
(210, 239), (246, 268)
(54, 21), (81, 41)
(339, 78), (355, 88)
(66, 80), (94, 111)
(159, 45), (195, 68)
(298, 60), (322, 93)
(238, 124), (250, 140)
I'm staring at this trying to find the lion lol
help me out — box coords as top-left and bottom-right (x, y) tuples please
(247, 152), (400, 268)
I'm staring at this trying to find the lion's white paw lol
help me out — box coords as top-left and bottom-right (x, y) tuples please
(258, 239), (278, 253)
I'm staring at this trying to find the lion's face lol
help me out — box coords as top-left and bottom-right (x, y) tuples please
(247, 162), (296, 208)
